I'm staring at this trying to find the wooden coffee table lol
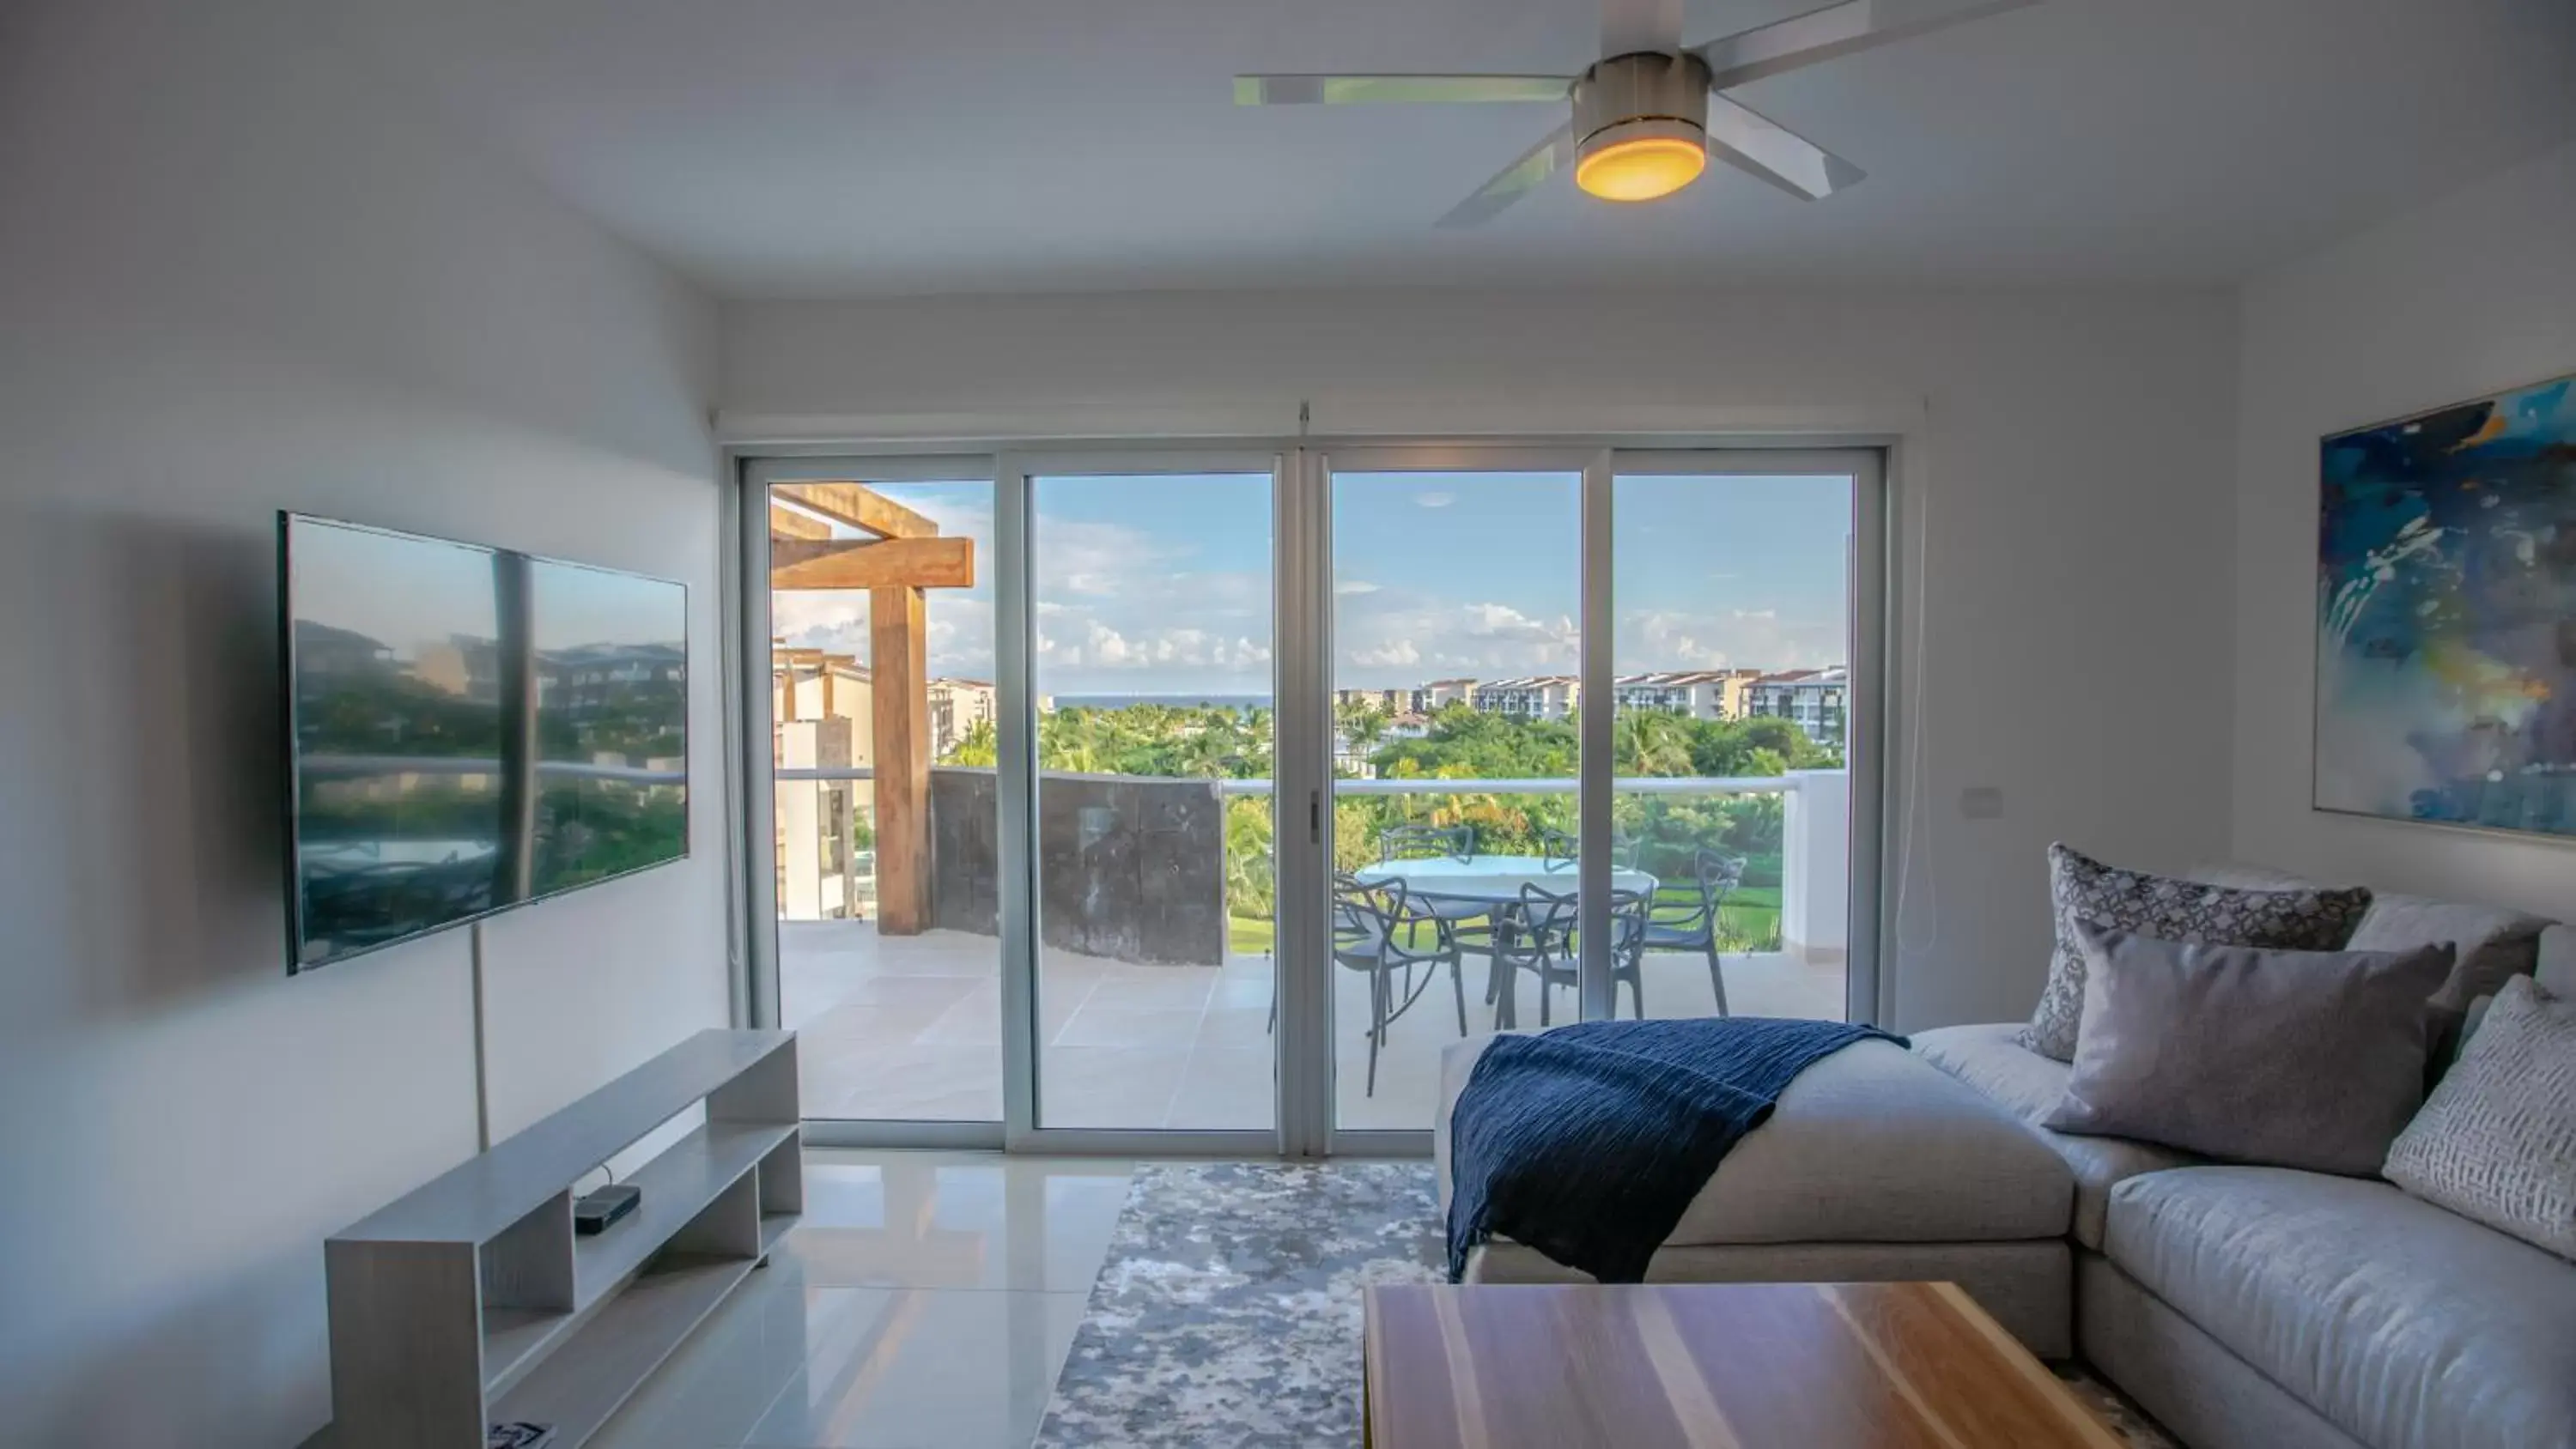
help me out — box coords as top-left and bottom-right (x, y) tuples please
(1363, 1282), (2123, 1448)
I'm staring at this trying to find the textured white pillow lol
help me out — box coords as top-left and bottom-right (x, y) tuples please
(2385, 976), (2576, 1260)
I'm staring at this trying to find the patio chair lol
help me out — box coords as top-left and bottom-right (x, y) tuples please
(1488, 882), (1650, 1027)
(1537, 828), (1640, 871)
(1333, 871), (1467, 1096)
(1379, 822), (1473, 863)
(1378, 821), (1496, 970)
(1643, 849), (1745, 1016)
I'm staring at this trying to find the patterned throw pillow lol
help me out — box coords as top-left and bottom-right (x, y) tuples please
(2385, 976), (2576, 1261)
(2016, 844), (2372, 1062)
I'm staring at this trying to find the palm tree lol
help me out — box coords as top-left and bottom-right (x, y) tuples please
(1336, 700), (1388, 755)
(1614, 709), (1693, 777)
(943, 718), (998, 767)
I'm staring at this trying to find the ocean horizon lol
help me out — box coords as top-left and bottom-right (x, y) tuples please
(1049, 692), (1273, 712)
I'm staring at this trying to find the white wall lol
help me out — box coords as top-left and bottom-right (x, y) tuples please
(2230, 140), (2576, 912)
(725, 283), (2243, 1031)
(0, 3), (726, 1445)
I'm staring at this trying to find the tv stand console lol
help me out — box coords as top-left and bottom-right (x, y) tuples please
(326, 1030), (800, 1449)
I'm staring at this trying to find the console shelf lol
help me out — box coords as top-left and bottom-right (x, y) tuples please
(326, 1029), (800, 1449)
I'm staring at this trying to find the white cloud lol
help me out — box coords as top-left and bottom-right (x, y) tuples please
(769, 494), (1840, 696)
(1459, 601), (1575, 644)
(1332, 588), (1578, 678)
(1617, 607), (1841, 673)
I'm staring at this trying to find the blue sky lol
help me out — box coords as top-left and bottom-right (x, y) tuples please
(770, 472), (1850, 694)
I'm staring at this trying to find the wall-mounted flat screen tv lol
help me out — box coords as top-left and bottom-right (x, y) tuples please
(281, 514), (689, 970)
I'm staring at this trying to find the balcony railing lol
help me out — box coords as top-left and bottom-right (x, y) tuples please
(773, 767), (1849, 967)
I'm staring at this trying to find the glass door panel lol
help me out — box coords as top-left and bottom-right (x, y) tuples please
(1609, 468), (1855, 1023)
(1327, 468), (1583, 1131)
(1028, 471), (1276, 1131)
(767, 476), (1002, 1122)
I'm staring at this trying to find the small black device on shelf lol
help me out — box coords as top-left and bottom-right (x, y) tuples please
(574, 1183), (641, 1235)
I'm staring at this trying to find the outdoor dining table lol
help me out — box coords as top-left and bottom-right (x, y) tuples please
(1352, 853), (1663, 1029)
(1353, 852), (1659, 904)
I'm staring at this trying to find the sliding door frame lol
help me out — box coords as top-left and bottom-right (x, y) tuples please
(733, 436), (1893, 1156)
(744, 453), (1004, 1150)
(1609, 448), (1887, 1027)
(1310, 444), (1602, 1156)
(995, 446), (1290, 1156)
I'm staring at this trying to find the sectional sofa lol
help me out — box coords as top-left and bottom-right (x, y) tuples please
(1916, 872), (2575, 1449)
(1435, 870), (2576, 1449)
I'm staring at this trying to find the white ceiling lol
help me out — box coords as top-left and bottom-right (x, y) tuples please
(319, 0), (2576, 299)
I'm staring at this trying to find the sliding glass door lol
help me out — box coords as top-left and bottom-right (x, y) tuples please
(1324, 458), (1584, 1131)
(744, 446), (1880, 1153)
(754, 463), (1004, 1126)
(1610, 457), (1862, 1028)
(1024, 465), (1277, 1132)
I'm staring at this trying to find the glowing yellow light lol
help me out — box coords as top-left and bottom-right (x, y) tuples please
(1574, 135), (1707, 202)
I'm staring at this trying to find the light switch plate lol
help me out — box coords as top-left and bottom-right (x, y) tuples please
(1959, 786), (2004, 820)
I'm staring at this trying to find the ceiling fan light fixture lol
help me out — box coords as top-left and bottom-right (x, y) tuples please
(1567, 52), (1715, 205)
(1574, 119), (1707, 202)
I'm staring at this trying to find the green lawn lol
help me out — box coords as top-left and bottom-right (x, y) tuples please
(1227, 885), (1783, 957)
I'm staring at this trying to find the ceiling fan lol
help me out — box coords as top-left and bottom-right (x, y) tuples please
(1235, 0), (2040, 225)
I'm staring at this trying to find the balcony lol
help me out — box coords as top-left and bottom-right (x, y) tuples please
(776, 768), (1850, 1132)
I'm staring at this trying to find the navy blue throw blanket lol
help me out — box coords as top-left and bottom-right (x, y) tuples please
(1445, 1016), (1905, 1283)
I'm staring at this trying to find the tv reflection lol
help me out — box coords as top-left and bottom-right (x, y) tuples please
(289, 520), (685, 967)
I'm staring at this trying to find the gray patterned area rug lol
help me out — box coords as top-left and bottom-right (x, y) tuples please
(1036, 1161), (1440, 1446)
(1036, 1161), (2175, 1448)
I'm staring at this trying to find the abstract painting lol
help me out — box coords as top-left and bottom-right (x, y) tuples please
(2317, 373), (2576, 838)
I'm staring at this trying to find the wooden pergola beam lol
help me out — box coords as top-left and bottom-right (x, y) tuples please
(768, 500), (832, 541)
(769, 536), (974, 591)
(773, 481), (939, 540)
(763, 491), (970, 940)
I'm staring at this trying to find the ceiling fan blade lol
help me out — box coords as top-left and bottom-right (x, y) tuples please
(1436, 124), (1576, 228)
(1701, 94), (1867, 200)
(1689, 0), (2042, 91)
(1600, 0), (1685, 56)
(1235, 75), (1576, 106)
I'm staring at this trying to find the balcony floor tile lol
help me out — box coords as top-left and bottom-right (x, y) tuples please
(778, 923), (1844, 1131)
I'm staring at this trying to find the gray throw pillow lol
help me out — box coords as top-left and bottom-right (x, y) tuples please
(2385, 976), (2576, 1260)
(2017, 844), (2372, 1061)
(2188, 864), (2547, 1014)
(2042, 926), (2453, 1175)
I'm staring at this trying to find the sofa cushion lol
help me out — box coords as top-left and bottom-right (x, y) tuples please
(2185, 862), (2318, 890)
(2385, 976), (2576, 1261)
(2022, 845), (2371, 1061)
(2189, 862), (2547, 1012)
(2104, 1166), (2576, 1449)
(2045, 929), (2452, 1174)
(2537, 923), (2576, 997)
(1436, 1033), (2069, 1246)
(1913, 1022), (2197, 1250)
(1669, 1038), (2069, 1244)
(2351, 894), (2546, 1011)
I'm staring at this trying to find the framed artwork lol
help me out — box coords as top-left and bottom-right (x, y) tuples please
(2316, 372), (2576, 838)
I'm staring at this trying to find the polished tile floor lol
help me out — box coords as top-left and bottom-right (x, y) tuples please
(781, 923), (1847, 1131)
(590, 1150), (1133, 1449)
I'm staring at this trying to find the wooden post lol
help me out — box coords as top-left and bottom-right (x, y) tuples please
(772, 482), (969, 939)
(871, 585), (931, 934)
